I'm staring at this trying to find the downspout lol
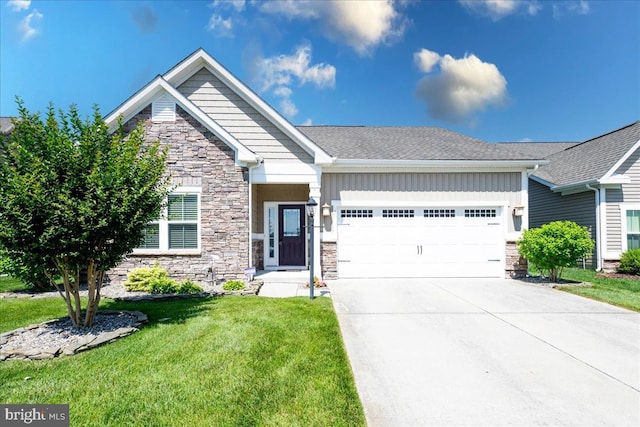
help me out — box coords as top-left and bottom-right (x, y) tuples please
(586, 184), (602, 271)
(247, 156), (264, 269)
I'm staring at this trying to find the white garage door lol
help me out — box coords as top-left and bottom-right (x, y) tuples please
(337, 207), (504, 278)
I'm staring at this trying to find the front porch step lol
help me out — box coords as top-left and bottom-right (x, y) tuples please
(255, 270), (330, 298)
(256, 270), (310, 284)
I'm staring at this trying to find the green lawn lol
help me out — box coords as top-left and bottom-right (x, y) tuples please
(0, 296), (365, 427)
(559, 268), (640, 312)
(0, 275), (29, 293)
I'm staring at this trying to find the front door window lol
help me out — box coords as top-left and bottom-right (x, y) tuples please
(278, 205), (305, 266)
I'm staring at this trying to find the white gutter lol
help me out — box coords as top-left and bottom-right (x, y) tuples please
(247, 156), (264, 269)
(329, 158), (548, 169)
(586, 184), (602, 271)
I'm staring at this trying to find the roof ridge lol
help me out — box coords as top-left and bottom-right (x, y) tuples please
(572, 120), (640, 147)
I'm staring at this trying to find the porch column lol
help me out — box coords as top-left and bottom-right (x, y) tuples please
(309, 184), (322, 278)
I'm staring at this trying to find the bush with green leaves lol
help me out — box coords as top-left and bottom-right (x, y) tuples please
(123, 264), (174, 292)
(177, 280), (204, 294)
(618, 249), (640, 275)
(123, 264), (204, 294)
(0, 249), (53, 290)
(222, 280), (245, 291)
(517, 220), (594, 282)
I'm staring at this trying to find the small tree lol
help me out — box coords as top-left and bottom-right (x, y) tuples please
(517, 220), (594, 282)
(0, 99), (170, 327)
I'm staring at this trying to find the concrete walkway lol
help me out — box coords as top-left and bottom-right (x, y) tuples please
(256, 270), (330, 298)
(330, 278), (640, 427)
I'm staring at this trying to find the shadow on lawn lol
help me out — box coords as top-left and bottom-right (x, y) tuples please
(100, 296), (219, 327)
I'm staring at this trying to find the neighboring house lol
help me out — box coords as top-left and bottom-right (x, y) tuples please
(102, 48), (546, 284)
(0, 117), (15, 135)
(512, 121), (640, 271)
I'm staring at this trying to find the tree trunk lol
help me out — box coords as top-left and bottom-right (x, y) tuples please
(83, 260), (103, 328)
(55, 258), (83, 327)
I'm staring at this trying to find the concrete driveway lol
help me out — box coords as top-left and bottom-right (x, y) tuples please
(330, 278), (640, 427)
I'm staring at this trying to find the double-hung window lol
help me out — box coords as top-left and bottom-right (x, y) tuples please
(136, 189), (201, 252)
(626, 209), (640, 250)
(168, 194), (198, 249)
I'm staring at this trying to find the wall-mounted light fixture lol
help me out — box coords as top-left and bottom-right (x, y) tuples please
(322, 203), (331, 217)
(513, 205), (525, 217)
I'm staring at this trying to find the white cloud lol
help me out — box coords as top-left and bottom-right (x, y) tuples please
(280, 99), (298, 117)
(254, 44), (336, 119)
(18, 9), (43, 42)
(206, 14), (233, 37)
(414, 49), (441, 73)
(7, 0), (30, 12)
(211, 0), (246, 12)
(553, 1), (590, 19)
(300, 118), (313, 126)
(459, 0), (542, 20)
(260, 0), (408, 56)
(273, 86), (293, 97)
(256, 44), (336, 92)
(415, 51), (508, 122)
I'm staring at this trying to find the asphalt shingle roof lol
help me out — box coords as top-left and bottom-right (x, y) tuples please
(297, 126), (542, 161)
(497, 142), (579, 158)
(531, 121), (640, 187)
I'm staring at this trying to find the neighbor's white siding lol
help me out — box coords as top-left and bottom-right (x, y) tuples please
(177, 68), (313, 162)
(608, 148), (640, 253)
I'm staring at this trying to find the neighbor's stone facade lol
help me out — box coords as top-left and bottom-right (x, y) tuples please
(108, 106), (249, 285)
(321, 241), (338, 280)
(505, 241), (527, 278)
(602, 259), (620, 273)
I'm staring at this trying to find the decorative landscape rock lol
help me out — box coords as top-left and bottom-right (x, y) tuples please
(0, 310), (148, 361)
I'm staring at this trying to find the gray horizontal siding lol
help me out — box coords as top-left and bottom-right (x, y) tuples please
(177, 68), (313, 163)
(322, 172), (522, 233)
(529, 179), (596, 267)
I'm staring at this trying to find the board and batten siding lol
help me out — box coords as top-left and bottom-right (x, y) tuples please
(529, 179), (596, 267)
(322, 172), (523, 233)
(177, 68), (313, 163)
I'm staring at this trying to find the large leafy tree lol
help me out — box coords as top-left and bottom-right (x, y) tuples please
(0, 99), (170, 327)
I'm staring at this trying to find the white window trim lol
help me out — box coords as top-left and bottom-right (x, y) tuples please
(621, 204), (640, 252)
(134, 186), (202, 255)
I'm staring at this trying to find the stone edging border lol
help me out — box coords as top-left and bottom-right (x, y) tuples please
(0, 310), (148, 361)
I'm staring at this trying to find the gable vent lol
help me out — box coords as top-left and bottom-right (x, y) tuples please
(152, 95), (176, 122)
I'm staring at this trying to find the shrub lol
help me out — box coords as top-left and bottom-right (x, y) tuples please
(177, 280), (204, 294)
(222, 280), (245, 291)
(618, 249), (640, 275)
(517, 220), (594, 282)
(123, 263), (174, 292)
(0, 249), (55, 290)
(149, 278), (179, 294)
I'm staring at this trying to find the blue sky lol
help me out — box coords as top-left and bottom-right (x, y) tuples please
(1, 0), (638, 143)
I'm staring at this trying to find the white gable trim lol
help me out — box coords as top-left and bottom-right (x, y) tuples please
(163, 49), (334, 165)
(105, 76), (259, 165)
(603, 139), (640, 179)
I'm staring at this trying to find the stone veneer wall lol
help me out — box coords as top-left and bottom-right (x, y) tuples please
(321, 242), (338, 280)
(108, 106), (249, 286)
(505, 241), (527, 278)
(602, 259), (620, 273)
